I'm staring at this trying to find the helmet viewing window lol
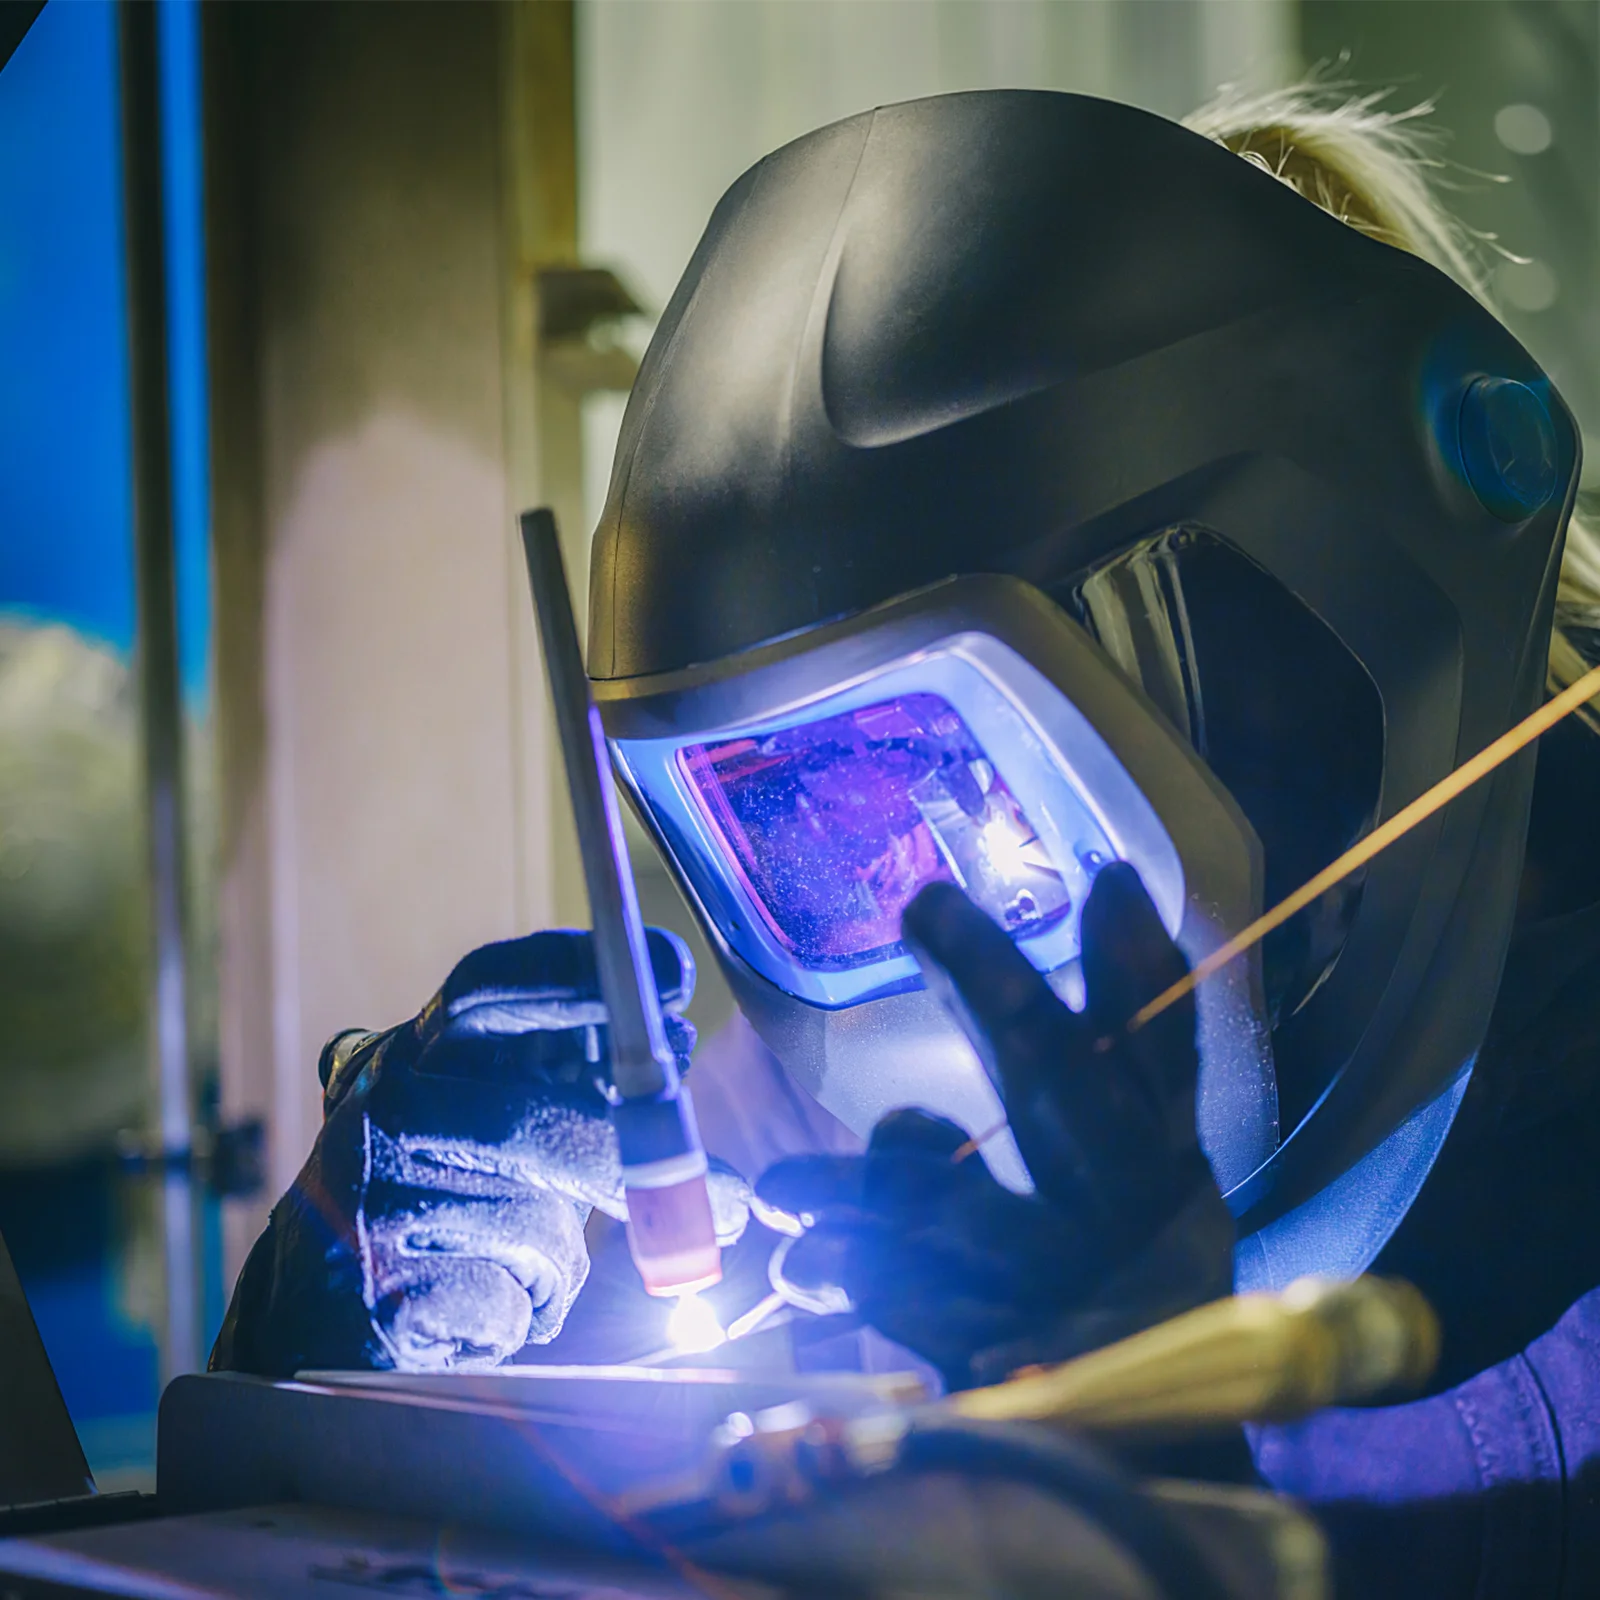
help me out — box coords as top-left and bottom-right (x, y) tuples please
(677, 692), (1077, 973)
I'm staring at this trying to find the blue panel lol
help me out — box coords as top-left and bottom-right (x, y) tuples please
(158, 0), (210, 702)
(0, 0), (133, 651)
(0, 0), (209, 693)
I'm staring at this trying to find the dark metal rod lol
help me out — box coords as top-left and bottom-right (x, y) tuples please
(0, 2), (46, 76)
(119, 0), (197, 1380)
(519, 509), (676, 1101)
(0, 1228), (92, 1501)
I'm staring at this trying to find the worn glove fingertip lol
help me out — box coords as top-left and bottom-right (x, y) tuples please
(1080, 861), (1171, 953)
(903, 883), (1056, 1033)
(1080, 863), (1189, 1024)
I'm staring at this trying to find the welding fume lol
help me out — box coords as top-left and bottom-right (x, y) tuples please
(209, 82), (1600, 1600)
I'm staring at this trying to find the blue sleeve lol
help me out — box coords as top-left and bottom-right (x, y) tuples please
(1251, 1285), (1600, 1597)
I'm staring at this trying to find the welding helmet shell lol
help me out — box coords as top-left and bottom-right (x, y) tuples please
(588, 91), (1579, 1283)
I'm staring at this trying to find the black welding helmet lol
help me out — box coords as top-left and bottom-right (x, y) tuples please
(588, 91), (1578, 1287)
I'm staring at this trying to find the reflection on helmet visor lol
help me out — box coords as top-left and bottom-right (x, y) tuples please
(677, 693), (1073, 971)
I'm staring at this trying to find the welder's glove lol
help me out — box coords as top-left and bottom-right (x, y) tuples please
(759, 864), (1234, 1391)
(209, 928), (748, 1377)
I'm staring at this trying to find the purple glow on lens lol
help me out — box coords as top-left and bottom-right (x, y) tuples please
(677, 693), (1072, 971)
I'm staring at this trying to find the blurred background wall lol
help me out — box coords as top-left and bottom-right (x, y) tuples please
(204, 0), (562, 1286)
(2, 0), (1598, 1491)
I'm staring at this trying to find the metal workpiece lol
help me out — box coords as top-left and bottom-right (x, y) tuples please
(0, 1466), (1319, 1600)
(146, 1276), (1398, 1595)
(0, 1504), (725, 1600)
(152, 1365), (1321, 1599)
(703, 1401), (910, 1517)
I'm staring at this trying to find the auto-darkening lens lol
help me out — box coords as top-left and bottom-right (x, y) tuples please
(676, 692), (1073, 971)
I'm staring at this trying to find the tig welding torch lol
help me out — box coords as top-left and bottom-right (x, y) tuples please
(520, 508), (721, 1299)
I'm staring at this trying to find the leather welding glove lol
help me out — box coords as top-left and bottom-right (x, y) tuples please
(209, 928), (749, 1377)
(758, 863), (1234, 1391)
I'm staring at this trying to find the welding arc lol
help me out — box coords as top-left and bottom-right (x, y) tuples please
(1129, 657), (1600, 1033)
(951, 659), (1600, 1167)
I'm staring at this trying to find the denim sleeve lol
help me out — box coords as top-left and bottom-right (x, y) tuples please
(1251, 1285), (1600, 1598)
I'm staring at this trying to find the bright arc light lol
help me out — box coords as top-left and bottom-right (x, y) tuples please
(666, 1290), (727, 1355)
(981, 815), (1032, 879)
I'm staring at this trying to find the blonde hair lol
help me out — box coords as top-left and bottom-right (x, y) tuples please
(1184, 84), (1600, 712)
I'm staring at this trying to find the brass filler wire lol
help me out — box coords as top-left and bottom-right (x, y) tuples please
(1129, 658), (1600, 1033)
(952, 658), (1600, 1165)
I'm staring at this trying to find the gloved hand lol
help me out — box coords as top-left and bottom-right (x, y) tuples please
(210, 928), (748, 1376)
(758, 863), (1234, 1390)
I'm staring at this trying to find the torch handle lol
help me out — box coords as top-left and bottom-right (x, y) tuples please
(519, 508), (720, 1297)
(519, 509), (675, 1099)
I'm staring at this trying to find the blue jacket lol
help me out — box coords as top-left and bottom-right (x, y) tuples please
(1255, 736), (1600, 1600)
(1255, 1287), (1600, 1596)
